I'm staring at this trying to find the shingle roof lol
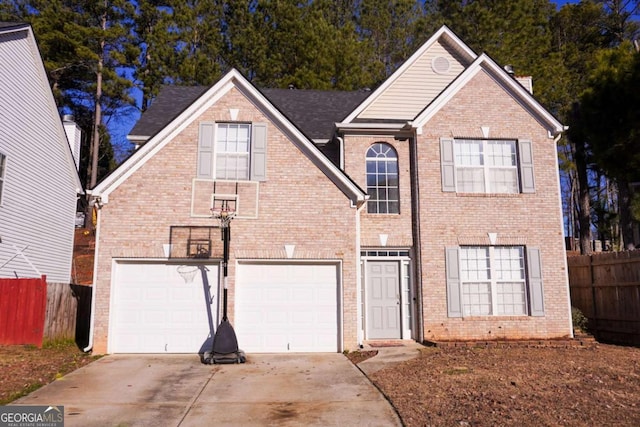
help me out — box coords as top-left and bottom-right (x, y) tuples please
(260, 88), (370, 140)
(128, 85), (209, 139)
(129, 83), (371, 141)
(0, 22), (29, 30)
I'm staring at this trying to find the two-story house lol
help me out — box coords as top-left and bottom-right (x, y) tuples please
(87, 26), (571, 354)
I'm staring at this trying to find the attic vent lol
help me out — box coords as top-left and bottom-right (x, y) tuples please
(432, 56), (451, 74)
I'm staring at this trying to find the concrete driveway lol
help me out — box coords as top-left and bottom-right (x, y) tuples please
(14, 353), (401, 426)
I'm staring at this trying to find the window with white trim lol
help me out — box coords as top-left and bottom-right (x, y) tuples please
(455, 139), (518, 193)
(216, 123), (250, 180)
(440, 138), (535, 194)
(197, 122), (267, 182)
(0, 152), (6, 205)
(459, 246), (527, 316)
(366, 143), (399, 214)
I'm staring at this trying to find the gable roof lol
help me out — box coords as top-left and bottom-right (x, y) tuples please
(412, 53), (564, 134)
(339, 25), (564, 135)
(343, 25), (476, 123)
(130, 86), (370, 143)
(94, 69), (367, 204)
(0, 22), (83, 193)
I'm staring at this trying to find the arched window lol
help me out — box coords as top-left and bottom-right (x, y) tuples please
(366, 143), (399, 214)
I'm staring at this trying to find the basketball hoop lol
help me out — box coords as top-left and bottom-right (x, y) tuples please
(211, 202), (236, 229)
(177, 265), (198, 284)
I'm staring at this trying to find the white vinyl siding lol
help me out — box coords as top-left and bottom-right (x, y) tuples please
(359, 40), (467, 120)
(0, 28), (78, 283)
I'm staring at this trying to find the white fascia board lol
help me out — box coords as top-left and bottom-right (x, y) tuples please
(336, 122), (410, 132)
(342, 25), (477, 124)
(92, 69), (366, 204)
(413, 54), (564, 135)
(127, 134), (149, 143)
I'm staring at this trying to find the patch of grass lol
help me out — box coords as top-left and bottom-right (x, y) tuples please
(444, 366), (470, 375)
(1, 383), (45, 405)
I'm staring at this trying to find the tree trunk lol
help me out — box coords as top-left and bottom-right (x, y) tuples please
(618, 180), (635, 249)
(575, 137), (592, 255)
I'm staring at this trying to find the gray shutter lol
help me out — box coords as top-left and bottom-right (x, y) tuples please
(445, 247), (463, 317)
(518, 140), (535, 193)
(440, 138), (456, 192)
(197, 122), (215, 179)
(527, 247), (545, 316)
(251, 123), (267, 181)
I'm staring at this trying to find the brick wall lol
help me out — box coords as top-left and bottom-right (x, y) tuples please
(92, 87), (360, 353)
(416, 70), (571, 341)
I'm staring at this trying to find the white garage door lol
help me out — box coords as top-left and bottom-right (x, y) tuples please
(110, 262), (219, 353)
(235, 263), (339, 353)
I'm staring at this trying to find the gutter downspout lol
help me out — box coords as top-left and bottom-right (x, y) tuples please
(552, 131), (574, 338)
(337, 137), (345, 170)
(355, 198), (367, 348)
(409, 134), (424, 343)
(83, 200), (101, 352)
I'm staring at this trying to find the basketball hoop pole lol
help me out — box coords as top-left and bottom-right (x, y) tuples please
(216, 199), (233, 322)
(206, 196), (244, 363)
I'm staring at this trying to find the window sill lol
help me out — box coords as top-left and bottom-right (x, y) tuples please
(460, 315), (532, 321)
(456, 193), (524, 198)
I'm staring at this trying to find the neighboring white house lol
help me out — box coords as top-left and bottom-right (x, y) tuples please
(0, 22), (83, 285)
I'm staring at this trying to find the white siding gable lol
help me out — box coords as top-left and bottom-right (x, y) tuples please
(0, 26), (80, 283)
(359, 39), (468, 120)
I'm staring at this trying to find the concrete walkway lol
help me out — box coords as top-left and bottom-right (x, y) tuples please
(358, 341), (426, 376)
(14, 353), (403, 427)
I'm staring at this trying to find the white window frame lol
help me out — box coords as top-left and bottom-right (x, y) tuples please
(459, 246), (528, 316)
(454, 139), (519, 194)
(215, 123), (252, 180)
(0, 152), (6, 205)
(365, 142), (400, 214)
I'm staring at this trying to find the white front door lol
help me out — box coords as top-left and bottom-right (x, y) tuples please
(110, 262), (219, 353)
(367, 261), (401, 339)
(235, 263), (339, 353)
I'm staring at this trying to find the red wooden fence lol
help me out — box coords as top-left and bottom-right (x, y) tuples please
(0, 276), (47, 346)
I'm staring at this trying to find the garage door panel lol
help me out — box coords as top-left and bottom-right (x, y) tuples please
(236, 263), (339, 353)
(111, 262), (219, 353)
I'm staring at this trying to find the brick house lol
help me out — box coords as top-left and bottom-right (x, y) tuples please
(87, 26), (571, 354)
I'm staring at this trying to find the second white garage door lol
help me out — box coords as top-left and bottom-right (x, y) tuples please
(235, 263), (339, 353)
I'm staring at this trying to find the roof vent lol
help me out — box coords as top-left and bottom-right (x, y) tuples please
(432, 56), (451, 74)
(504, 64), (515, 75)
(62, 114), (75, 122)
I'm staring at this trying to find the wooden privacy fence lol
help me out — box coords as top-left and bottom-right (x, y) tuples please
(0, 276), (47, 346)
(568, 250), (640, 346)
(0, 277), (92, 347)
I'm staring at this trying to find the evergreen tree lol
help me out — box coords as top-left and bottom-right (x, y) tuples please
(576, 44), (640, 248)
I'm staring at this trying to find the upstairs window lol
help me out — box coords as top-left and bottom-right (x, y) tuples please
(216, 123), (251, 180)
(366, 143), (399, 214)
(440, 138), (535, 194)
(197, 122), (267, 181)
(0, 152), (6, 205)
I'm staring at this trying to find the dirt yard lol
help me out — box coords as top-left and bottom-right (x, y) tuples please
(0, 341), (97, 404)
(362, 343), (640, 426)
(2, 342), (639, 426)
